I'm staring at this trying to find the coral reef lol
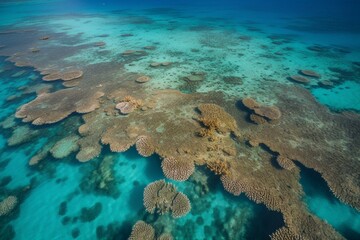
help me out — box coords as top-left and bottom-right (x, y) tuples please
(143, 180), (191, 218)
(299, 69), (321, 78)
(0, 196), (18, 216)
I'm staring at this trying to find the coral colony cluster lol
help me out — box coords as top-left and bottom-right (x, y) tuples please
(0, 4), (359, 240)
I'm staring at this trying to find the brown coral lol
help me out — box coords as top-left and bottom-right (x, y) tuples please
(253, 106), (282, 120)
(15, 90), (104, 125)
(135, 135), (155, 157)
(171, 192), (191, 218)
(42, 72), (61, 81)
(161, 157), (195, 181)
(207, 159), (230, 175)
(242, 98), (260, 110)
(220, 174), (246, 196)
(129, 221), (155, 240)
(143, 180), (191, 218)
(60, 70), (83, 81)
(276, 156), (296, 171)
(115, 101), (135, 115)
(250, 113), (268, 125)
(197, 103), (238, 133)
(136, 75), (151, 83)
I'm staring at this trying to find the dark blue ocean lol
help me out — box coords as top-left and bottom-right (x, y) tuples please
(0, 0), (359, 239)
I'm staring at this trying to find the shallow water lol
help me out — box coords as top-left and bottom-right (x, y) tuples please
(0, 1), (359, 240)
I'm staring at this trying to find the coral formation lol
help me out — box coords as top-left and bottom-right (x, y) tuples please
(42, 70), (83, 81)
(115, 101), (135, 115)
(171, 192), (191, 218)
(50, 135), (80, 159)
(206, 159), (230, 175)
(0, 196), (18, 216)
(242, 98), (260, 110)
(276, 156), (296, 171)
(115, 96), (142, 115)
(143, 180), (191, 217)
(129, 221), (155, 240)
(289, 75), (310, 84)
(15, 89), (104, 125)
(136, 75), (151, 83)
(249, 113), (268, 125)
(161, 157), (195, 181)
(7, 125), (39, 146)
(253, 106), (282, 120)
(197, 103), (238, 134)
(299, 70), (321, 78)
(135, 135), (155, 157)
(242, 98), (282, 123)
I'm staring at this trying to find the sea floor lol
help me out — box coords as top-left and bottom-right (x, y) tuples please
(0, 1), (360, 240)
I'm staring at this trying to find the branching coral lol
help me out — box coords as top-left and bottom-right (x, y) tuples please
(197, 103), (238, 133)
(143, 180), (191, 218)
(0, 196), (18, 216)
(161, 157), (195, 181)
(206, 159), (230, 175)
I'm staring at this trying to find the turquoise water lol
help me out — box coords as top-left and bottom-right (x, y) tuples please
(0, 0), (360, 239)
(300, 163), (360, 240)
